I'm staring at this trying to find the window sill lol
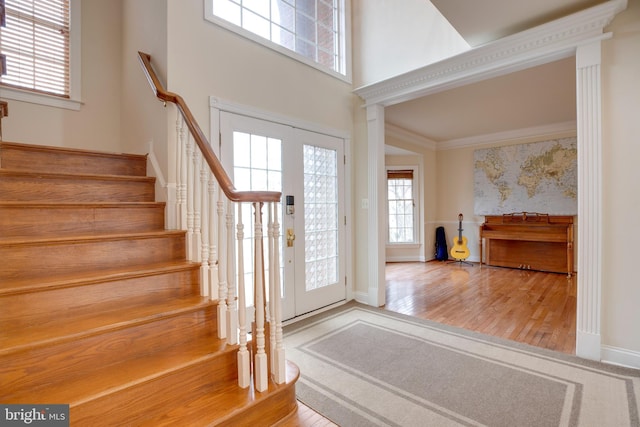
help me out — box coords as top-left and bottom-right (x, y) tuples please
(0, 86), (82, 111)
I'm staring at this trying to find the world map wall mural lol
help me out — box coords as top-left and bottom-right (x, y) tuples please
(474, 137), (577, 215)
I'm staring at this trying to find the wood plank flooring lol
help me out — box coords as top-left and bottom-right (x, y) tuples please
(384, 261), (576, 354)
(283, 261), (577, 426)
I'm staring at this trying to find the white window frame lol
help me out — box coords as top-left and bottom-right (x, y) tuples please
(0, 0), (81, 110)
(204, 0), (352, 83)
(386, 165), (420, 246)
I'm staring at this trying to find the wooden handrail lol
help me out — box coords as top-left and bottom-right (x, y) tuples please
(137, 51), (281, 203)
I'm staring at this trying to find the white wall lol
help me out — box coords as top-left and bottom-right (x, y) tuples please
(2, 0), (123, 152)
(351, 0), (469, 87)
(601, 0), (640, 358)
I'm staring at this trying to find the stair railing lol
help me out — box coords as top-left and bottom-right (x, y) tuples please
(137, 52), (286, 391)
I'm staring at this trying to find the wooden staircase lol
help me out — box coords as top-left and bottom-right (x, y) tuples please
(0, 141), (298, 426)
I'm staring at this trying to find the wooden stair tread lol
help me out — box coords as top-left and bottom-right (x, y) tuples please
(0, 261), (199, 295)
(0, 201), (165, 207)
(0, 140), (148, 162)
(139, 360), (300, 427)
(6, 337), (233, 406)
(0, 168), (155, 181)
(0, 229), (185, 246)
(0, 296), (214, 354)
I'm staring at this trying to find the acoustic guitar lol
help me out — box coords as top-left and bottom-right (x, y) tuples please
(450, 213), (471, 260)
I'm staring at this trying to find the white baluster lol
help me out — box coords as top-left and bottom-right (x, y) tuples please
(272, 202), (286, 384)
(236, 204), (250, 388)
(226, 201), (238, 345)
(186, 136), (195, 261)
(200, 159), (210, 297)
(177, 116), (188, 230)
(193, 150), (202, 263)
(208, 177), (219, 300)
(216, 189), (227, 339)
(268, 206), (276, 374)
(253, 202), (268, 392)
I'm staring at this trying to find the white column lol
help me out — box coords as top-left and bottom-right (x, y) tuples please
(576, 41), (603, 361)
(366, 104), (387, 307)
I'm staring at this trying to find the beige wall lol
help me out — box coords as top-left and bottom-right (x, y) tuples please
(2, 0), (123, 152)
(165, 0), (354, 139)
(601, 0), (640, 354)
(121, 0), (170, 186)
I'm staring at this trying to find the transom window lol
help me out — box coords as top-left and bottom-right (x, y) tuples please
(205, 0), (348, 78)
(0, 0), (70, 97)
(387, 168), (417, 244)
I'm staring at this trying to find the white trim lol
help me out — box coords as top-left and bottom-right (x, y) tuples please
(601, 345), (640, 370)
(438, 121), (577, 151)
(203, 0), (352, 84)
(385, 123), (436, 151)
(386, 256), (426, 263)
(210, 97), (351, 140)
(353, 1), (626, 107)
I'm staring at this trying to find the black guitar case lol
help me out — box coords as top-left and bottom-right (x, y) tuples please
(435, 226), (448, 261)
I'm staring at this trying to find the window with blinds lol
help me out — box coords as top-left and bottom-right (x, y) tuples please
(387, 169), (417, 244)
(0, 0), (70, 97)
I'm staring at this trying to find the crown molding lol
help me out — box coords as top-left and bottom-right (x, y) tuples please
(353, 0), (627, 107)
(385, 122), (437, 151)
(437, 120), (577, 151)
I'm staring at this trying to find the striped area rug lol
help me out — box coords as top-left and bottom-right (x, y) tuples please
(284, 303), (640, 427)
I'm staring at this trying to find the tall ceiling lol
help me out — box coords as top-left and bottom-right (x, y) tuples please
(384, 0), (608, 147)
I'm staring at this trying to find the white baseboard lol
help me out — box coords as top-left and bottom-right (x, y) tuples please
(386, 256), (426, 263)
(353, 291), (370, 306)
(601, 345), (640, 370)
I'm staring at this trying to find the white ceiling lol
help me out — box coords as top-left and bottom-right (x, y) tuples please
(384, 1), (607, 148)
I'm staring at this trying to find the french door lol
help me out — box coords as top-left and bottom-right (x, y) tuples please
(220, 112), (346, 320)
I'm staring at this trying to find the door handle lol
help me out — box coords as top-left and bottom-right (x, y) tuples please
(286, 228), (295, 247)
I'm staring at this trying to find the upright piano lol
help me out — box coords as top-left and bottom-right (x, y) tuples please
(479, 212), (574, 277)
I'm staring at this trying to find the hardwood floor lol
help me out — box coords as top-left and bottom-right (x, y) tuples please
(384, 261), (577, 354)
(284, 260), (577, 426)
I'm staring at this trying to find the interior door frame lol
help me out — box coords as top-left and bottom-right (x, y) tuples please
(209, 97), (354, 318)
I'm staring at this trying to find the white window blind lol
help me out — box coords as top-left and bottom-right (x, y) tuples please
(0, 0), (70, 97)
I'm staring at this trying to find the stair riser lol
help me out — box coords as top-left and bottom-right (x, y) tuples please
(1, 268), (201, 323)
(0, 204), (165, 238)
(71, 352), (238, 427)
(0, 142), (147, 176)
(0, 233), (187, 281)
(0, 174), (155, 203)
(0, 306), (219, 400)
